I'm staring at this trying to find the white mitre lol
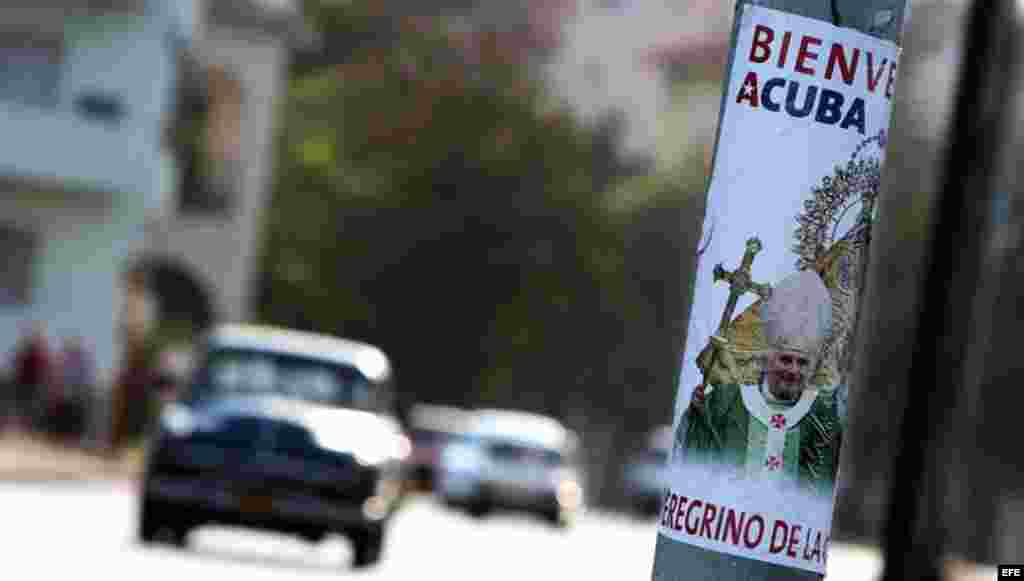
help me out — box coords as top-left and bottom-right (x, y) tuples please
(761, 270), (833, 357)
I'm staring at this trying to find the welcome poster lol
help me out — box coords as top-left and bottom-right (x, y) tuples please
(659, 5), (900, 574)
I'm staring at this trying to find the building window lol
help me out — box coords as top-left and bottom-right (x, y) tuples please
(74, 91), (127, 125)
(584, 59), (604, 89)
(170, 63), (243, 217)
(0, 30), (63, 108)
(0, 224), (38, 306)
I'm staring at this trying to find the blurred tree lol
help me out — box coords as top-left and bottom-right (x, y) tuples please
(256, 0), (706, 506)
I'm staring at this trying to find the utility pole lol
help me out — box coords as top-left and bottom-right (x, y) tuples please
(652, 1), (909, 580)
(880, 0), (1020, 579)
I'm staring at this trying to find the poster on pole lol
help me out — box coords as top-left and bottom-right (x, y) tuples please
(660, 4), (900, 575)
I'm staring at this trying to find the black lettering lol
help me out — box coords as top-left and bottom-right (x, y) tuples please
(785, 81), (816, 118)
(815, 89), (844, 124)
(761, 78), (785, 112)
(840, 98), (866, 134)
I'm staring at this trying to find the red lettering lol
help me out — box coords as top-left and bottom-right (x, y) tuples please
(808, 531), (823, 562)
(769, 520), (788, 554)
(866, 53), (888, 93)
(886, 60), (898, 99)
(714, 504), (726, 541)
(663, 494), (677, 527)
(787, 525), (803, 558)
(685, 500), (703, 534)
(750, 77), (763, 108)
(778, 31), (792, 68)
(699, 503), (718, 539)
(744, 515), (765, 549)
(673, 496), (688, 531)
(724, 510), (746, 546)
(749, 25), (774, 64)
(825, 44), (860, 85)
(736, 71), (760, 108)
(795, 36), (822, 76)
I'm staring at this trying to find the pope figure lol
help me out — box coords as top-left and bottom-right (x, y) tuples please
(677, 270), (842, 496)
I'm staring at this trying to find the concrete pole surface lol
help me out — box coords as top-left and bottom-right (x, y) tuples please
(651, 1), (908, 580)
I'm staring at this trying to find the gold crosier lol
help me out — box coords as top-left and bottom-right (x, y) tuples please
(691, 238), (773, 448)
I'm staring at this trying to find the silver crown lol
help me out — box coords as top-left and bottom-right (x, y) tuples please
(793, 130), (888, 271)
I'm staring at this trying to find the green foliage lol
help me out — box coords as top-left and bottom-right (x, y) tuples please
(257, 1), (702, 438)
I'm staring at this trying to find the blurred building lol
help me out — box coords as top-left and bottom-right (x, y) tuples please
(0, 0), (307, 424)
(137, 0), (308, 338)
(390, 0), (572, 68)
(546, 0), (732, 161)
(636, 0), (733, 171)
(0, 1), (190, 388)
(432, 0), (731, 173)
(428, 0), (668, 159)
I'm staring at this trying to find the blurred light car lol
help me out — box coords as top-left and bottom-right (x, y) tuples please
(138, 324), (410, 569)
(406, 403), (470, 491)
(437, 408), (585, 528)
(622, 425), (671, 517)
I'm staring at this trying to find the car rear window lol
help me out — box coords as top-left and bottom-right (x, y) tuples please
(411, 429), (449, 445)
(191, 348), (373, 408)
(488, 442), (563, 466)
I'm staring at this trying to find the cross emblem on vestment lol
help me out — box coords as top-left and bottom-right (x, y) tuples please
(765, 455), (782, 471)
(770, 414), (787, 430)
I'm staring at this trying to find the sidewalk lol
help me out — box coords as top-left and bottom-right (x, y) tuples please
(0, 429), (143, 483)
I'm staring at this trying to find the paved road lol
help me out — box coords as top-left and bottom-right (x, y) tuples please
(0, 482), (884, 580)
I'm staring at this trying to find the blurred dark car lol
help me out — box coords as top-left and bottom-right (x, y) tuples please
(138, 324), (410, 569)
(622, 425), (671, 517)
(406, 403), (469, 491)
(436, 409), (585, 528)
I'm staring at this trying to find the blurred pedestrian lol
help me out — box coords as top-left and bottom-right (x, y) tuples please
(107, 268), (159, 457)
(108, 343), (156, 456)
(45, 335), (93, 443)
(10, 321), (53, 433)
(154, 346), (191, 406)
